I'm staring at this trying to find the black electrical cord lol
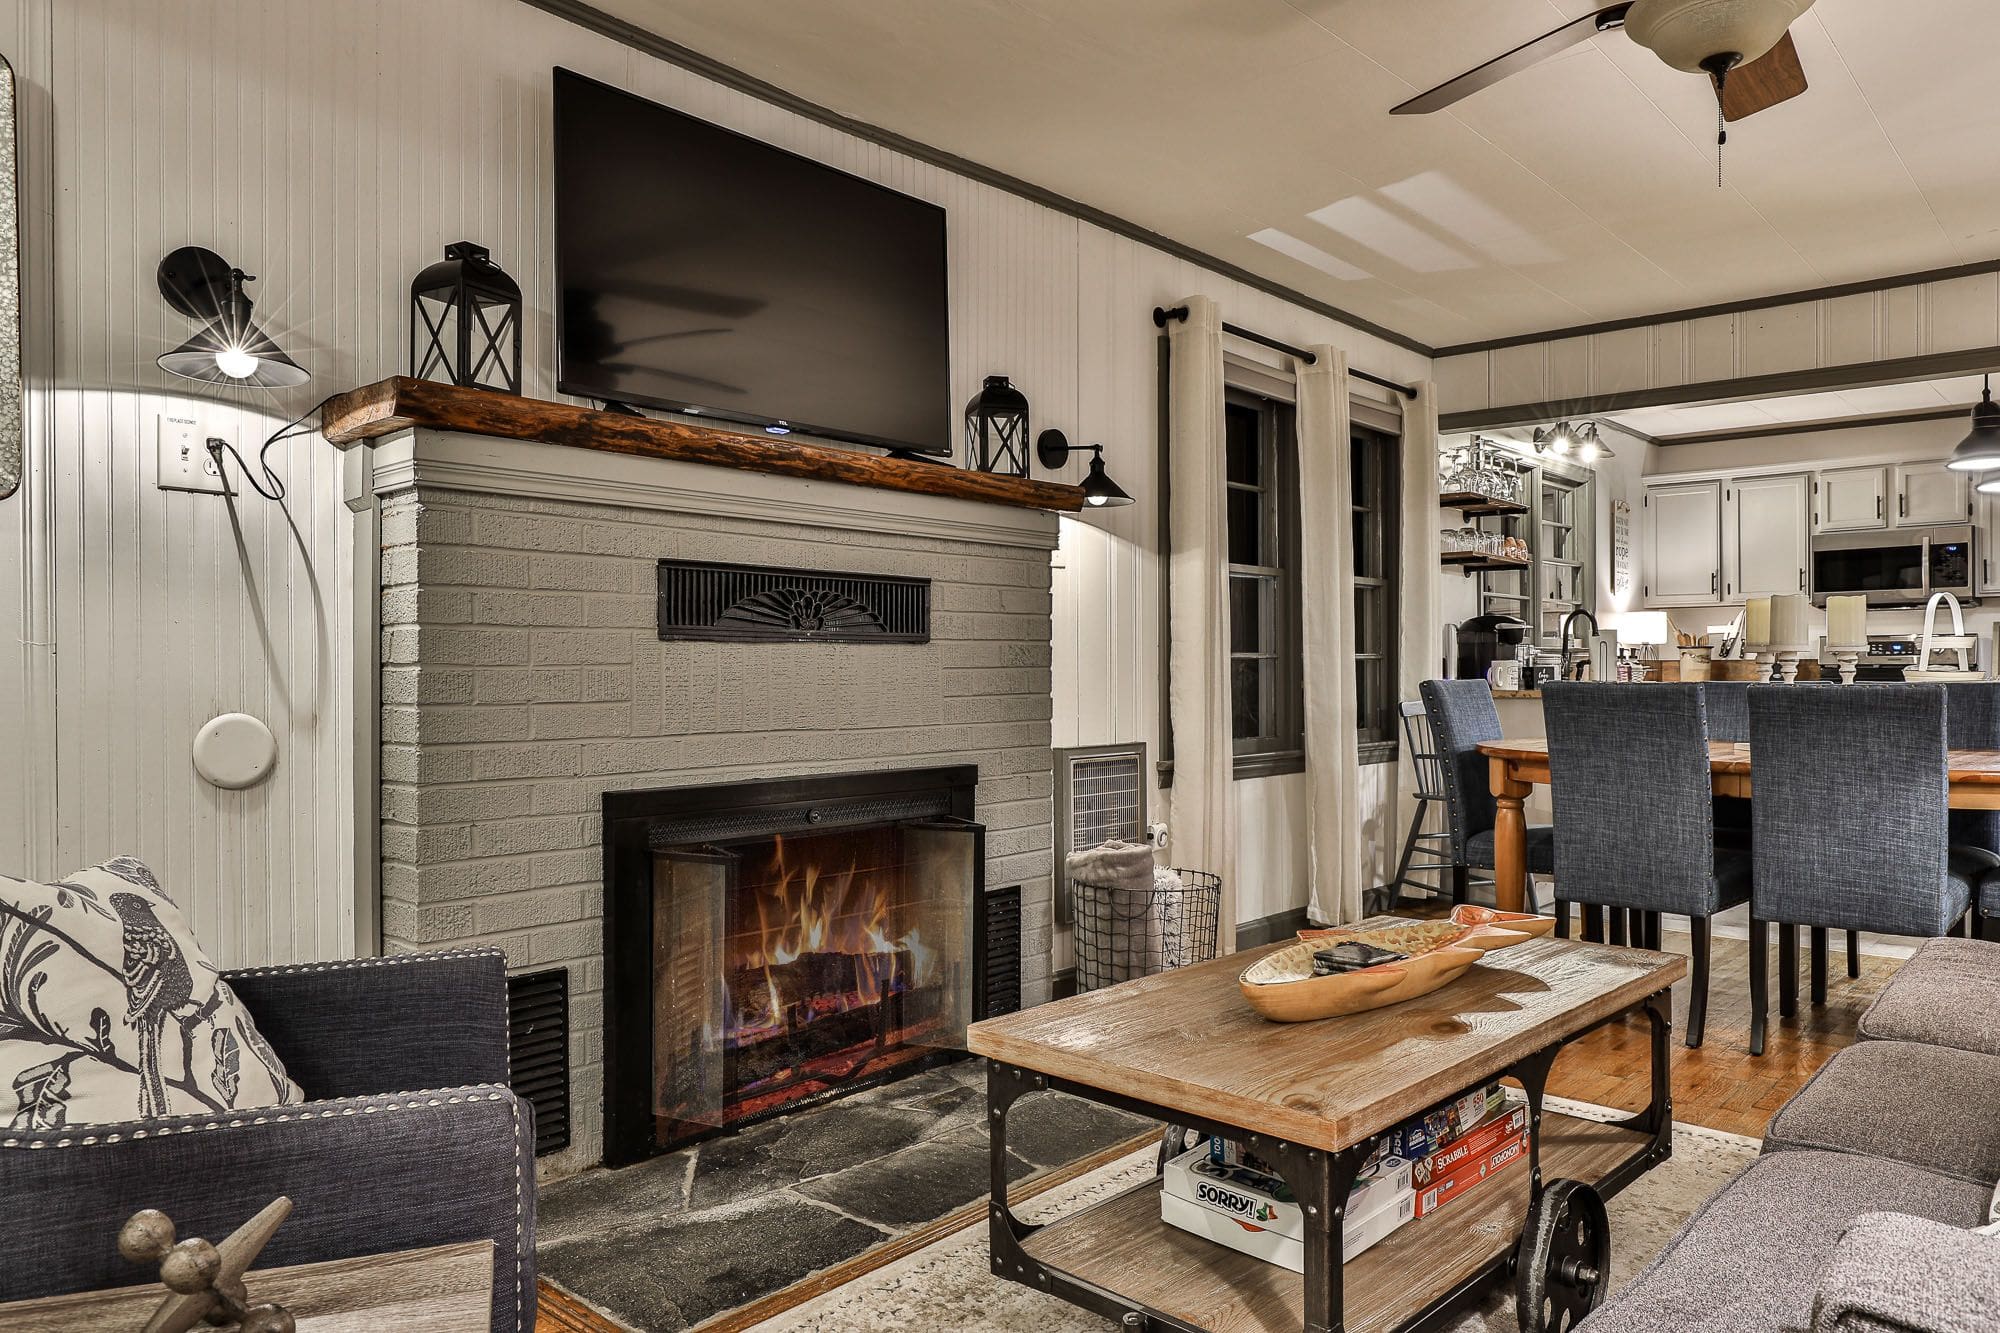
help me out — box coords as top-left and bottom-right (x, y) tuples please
(204, 398), (328, 501)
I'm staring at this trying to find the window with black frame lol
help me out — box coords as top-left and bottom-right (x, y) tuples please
(1351, 422), (1400, 761)
(1225, 390), (1303, 779)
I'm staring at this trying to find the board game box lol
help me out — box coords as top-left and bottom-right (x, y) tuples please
(1161, 1142), (1415, 1272)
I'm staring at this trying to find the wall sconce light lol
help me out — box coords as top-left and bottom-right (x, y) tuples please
(1533, 419), (1612, 463)
(1036, 429), (1133, 507)
(156, 246), (309, 388)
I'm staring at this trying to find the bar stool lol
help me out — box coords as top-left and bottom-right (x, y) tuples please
(1386, 700), (1456, 910)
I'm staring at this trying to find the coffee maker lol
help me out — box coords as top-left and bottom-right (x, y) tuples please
(1450, 614), (1531, 682)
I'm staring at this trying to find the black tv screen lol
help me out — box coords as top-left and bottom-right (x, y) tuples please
(554, 69), (952, 456)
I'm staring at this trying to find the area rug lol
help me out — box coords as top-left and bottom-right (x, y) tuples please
(750, 1103), (1761, 1332)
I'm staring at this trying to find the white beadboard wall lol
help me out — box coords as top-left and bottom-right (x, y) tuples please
(0, 0), (1430, 967)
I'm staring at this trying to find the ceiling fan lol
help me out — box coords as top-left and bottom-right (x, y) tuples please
(1391, 0), (1814, 124)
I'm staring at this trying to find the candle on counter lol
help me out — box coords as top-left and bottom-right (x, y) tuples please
(1744, 597), (1772, 650)
(1827, 594), (1868, 649)
(1770, 592), (1810, 651)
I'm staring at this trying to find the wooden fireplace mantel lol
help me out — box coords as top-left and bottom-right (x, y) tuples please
(321, 378), (1088, 513)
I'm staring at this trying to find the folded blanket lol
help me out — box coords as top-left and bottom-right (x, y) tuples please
(1067, 838), (1156, 892)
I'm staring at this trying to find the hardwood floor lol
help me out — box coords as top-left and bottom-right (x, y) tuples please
(1544, 921), (1894, 1138)
(533, 921), (1889, 1328)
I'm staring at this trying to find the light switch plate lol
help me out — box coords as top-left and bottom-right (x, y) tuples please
(156, 413), (230, 494)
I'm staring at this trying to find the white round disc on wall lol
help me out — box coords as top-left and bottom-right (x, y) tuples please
(191, 712), (278, 790)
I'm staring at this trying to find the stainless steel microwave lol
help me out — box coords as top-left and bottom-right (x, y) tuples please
(1809, 524), (1975, 607)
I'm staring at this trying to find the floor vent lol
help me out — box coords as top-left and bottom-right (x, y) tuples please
(977, 883), (1023, 1020)
(656, 558), (930, 644)
(507, 967), (571, 1156)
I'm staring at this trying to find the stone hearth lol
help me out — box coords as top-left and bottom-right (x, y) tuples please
(370, 429), (1060, 1172)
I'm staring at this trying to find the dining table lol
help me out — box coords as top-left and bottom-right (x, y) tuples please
(1476, 738), (2000, 914)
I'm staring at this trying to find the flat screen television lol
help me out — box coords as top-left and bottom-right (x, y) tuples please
(554, 69), (953, 456)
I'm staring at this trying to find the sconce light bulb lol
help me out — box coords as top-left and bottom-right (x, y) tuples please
(213, 346), (261, 380)
(1086, 494), (1109, 507)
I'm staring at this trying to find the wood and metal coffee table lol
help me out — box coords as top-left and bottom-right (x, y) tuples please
(966, 930), (1684, 1333)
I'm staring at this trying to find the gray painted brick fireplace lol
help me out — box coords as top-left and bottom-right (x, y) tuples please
(371, 429), (1060, 1172)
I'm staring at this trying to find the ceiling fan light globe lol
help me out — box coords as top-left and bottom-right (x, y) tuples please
(1623, 0), (1813, 73)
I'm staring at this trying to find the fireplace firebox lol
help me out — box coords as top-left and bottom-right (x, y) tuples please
(602, 767), (982, 1165)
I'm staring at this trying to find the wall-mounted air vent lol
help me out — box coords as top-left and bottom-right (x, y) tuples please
(507, 967), (571, 1156)
(977, 883), (1023, 1020)
(656, 559), (930, 644)
(1053, 743), (1149, 926)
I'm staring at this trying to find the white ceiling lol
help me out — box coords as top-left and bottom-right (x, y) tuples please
(1604, 374), (1986, 439)
(593, 0), (2000, 349)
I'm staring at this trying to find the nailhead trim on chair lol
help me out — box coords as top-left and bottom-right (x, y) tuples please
(220, 946), (506, 979)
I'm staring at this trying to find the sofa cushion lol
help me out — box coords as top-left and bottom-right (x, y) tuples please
(0, 858), (301, 1127)
(1859, 935), (2000, 1058)
(1578, 1150), (1987, 1333)
(1764, 1040), (2000, 1184)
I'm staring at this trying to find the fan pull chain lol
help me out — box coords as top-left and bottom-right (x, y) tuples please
(1717, 101), (1726, 187)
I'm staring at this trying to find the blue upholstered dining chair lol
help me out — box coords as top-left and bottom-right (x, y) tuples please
(1542, 683), (1748, 1048)
(1746, 684), (2000, 1055)
(1418, 678), (1549, 911)
(1700, 679), (1752, 742)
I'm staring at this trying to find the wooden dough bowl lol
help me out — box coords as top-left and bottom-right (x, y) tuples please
(1239, 912), (1545, 1023)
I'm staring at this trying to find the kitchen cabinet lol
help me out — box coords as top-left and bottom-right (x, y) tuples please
(1815, 466), (1887, 532)
(1643, 479), (1721, 606)
(1894, 460), (1971, 525)
(1723, 473), (1810, 601)
(1980, 490), (2000, 596)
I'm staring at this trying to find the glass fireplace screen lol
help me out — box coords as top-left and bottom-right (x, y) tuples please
(652, 817), (979, 1141)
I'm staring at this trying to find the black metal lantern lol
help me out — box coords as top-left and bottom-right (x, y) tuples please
(964, 375), (1030, 476)
(411, 241), (522, 394)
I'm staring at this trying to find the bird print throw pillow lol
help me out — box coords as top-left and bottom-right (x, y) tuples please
(0, 857), (302, 1129)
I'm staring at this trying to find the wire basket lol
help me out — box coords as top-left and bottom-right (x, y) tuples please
(1070, 867), (1221, 993)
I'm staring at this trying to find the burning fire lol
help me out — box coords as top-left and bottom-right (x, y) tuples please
(731, 835), (937, 1039)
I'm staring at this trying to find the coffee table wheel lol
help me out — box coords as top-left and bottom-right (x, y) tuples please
(1515, 1178), (1610, 1333)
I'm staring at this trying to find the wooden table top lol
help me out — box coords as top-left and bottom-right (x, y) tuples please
(966, 928), (1684, 1152)
(1478, 738), (2000, 785)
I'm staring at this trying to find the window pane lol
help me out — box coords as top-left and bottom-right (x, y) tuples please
(1226, 406), (1261, 485)
(1350, 440), (1368, 505)
(1228, 488), (1262, 565)
(1229, 575), (1265, 654)
(1231, 657), (1270, 740)
(1355, 658), (1386, 733)
(1354, 585), (1381, 653)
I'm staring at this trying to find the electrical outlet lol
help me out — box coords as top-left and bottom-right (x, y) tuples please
(1146, 821), (1169, 849)
(156, 413), (230, 494)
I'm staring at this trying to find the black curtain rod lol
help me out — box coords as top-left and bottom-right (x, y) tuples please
(1151, 305), (1419, 400)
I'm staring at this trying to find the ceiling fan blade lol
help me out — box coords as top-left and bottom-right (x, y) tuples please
(1391, 4), (1634, 115)
(1717, 30), (1808, 121)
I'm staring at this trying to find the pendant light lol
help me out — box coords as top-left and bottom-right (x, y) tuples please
(156, 246), (309, 389)
(1950, 375), (2000, 479)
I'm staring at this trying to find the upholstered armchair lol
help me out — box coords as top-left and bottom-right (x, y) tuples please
(0, 947), (536, 1332)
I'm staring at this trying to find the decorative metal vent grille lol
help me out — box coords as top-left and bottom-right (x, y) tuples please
(508, 967), (571, 1156)
(657, 559), (930, 644)
(977, 884), (1024, 1020)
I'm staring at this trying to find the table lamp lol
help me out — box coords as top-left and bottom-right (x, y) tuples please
(1769, 593), (1811, 682)
(1824, 595), (1868, 685)
(1743, 597), (1774, 680)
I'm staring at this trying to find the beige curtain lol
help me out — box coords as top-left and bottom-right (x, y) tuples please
(1397, 380), (1443, 846)
(1299, 348), (1364, 926)
(1165, 295), (1236, 951)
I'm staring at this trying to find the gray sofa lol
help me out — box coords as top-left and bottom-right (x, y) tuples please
(0, 947), (536, 1332)
(1580, 934), (2000, 1333)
